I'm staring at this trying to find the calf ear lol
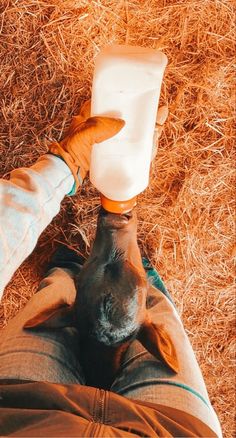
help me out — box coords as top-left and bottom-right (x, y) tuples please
(137, 320), (179, 373)
(24, 305), (75, 329)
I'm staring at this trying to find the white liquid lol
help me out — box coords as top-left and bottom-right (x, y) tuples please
(90, 45), (168, 201)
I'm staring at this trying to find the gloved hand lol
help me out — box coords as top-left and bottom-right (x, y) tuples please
(152, 105), (169, 161)
(48, 100), (125, 193)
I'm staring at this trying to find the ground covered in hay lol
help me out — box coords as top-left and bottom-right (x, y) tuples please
(0, 0), (235, 436)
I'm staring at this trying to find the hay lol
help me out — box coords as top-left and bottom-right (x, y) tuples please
(0, 0), (235, 435)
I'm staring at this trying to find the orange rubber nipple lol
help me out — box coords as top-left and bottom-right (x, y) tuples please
(100, 194), (137, 214)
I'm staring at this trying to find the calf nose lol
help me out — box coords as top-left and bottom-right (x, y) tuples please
(99, 207), (133, 229)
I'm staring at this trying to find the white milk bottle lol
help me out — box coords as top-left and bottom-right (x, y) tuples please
(90, 45), (168, 213)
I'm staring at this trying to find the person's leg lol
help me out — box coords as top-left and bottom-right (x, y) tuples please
(0, 248), (85, 385)
(111, 262), (222, 436)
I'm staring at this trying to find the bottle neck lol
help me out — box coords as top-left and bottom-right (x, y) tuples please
(100, 194), (137, 214)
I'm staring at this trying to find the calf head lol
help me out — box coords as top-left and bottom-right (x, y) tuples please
(24, 207), (179, 387)
(74, 207), (147, 347)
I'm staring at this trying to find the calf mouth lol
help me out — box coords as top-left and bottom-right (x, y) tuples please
(99, 207), (132, 229)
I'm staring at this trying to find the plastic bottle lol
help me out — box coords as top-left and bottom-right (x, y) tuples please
(90, 44), (168, 213)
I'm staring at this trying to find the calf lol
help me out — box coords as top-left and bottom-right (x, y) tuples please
(24, 207), (178, 389)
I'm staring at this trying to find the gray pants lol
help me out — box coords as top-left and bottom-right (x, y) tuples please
(0, 268), (222, 436)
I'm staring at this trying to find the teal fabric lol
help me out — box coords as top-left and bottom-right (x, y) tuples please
(142, 258), (167, 294)
(47, 152), (82, 195)
(142, 257), (174, 305)
(67, 180), (77, 196)
(147, 380), (210, 408)
(142, 257), (167, 293)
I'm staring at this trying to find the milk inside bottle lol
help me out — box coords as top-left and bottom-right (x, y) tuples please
(90, 45), (168, 213)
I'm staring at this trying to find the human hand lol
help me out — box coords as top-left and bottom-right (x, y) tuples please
(152, 105), (168, 161)
(48, 100), (125, 193)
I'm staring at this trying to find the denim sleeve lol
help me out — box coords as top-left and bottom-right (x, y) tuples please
(0, 154), (74, 299)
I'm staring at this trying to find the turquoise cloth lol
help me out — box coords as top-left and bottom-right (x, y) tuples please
(142, 257), (174, 305)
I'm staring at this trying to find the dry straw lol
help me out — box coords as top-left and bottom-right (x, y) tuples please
(0, 0), (235, 435)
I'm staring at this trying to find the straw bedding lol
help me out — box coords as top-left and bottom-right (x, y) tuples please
(0, 0), (235, 436)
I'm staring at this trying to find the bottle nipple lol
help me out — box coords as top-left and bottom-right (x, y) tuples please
(100, 194), (137, 214)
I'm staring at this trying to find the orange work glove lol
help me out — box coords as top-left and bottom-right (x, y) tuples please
(48, 100), (125, 194)
(152, 105), (169, 161)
